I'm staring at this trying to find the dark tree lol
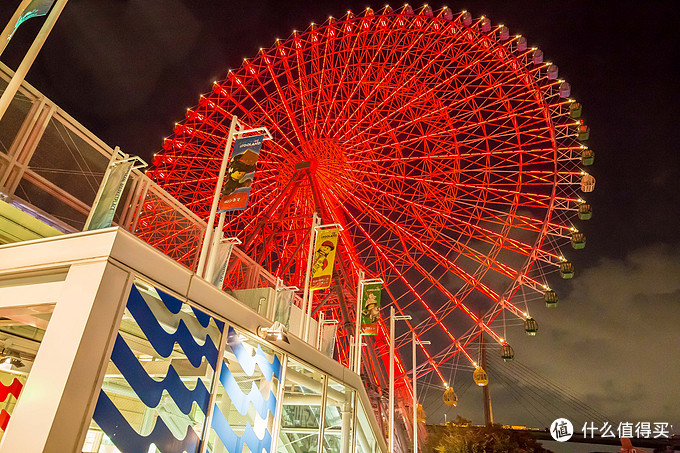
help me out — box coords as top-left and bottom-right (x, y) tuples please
(426, 417), (553, 453)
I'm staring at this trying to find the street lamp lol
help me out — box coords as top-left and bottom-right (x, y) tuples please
(413, 333), (430, 453)
(389, 307), (411, 453)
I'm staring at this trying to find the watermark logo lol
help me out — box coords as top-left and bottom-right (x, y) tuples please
(550, 418), (574, 442)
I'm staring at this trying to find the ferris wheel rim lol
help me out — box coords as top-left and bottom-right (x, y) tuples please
(152, 5), (587, 383)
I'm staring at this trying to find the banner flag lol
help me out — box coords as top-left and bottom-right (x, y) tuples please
(8, 0), (56, 42)
(206, 239), (234, 289)
(273, 288), (294, 328)
(84, 160), (133, 231)
(361, 282), (383, 335)
(309, 227), (340, 290)
(218, 134), (264, 212)
(320, 323), (338, 357)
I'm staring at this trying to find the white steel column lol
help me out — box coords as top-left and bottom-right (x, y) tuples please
(389, 309), (410, 453)
(412, 333), (430, 453)
(0, 259), (131, 453)
(412, 332), (417, 453)
(353, 270), (365, 374)
(300, 212), (320, 340)
(389, 307), (395, 453)
(0, 0), (69, 123)
(197, 115), (238, 277)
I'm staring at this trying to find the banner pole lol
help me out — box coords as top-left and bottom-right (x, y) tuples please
(0, 0), (33, 57)
(353, 269), (365, 374)
(300, 212), (320, 340)
(0, 0), (69, 123)
(389, 305), (395, 453)
(197, 114), (238, 278)
(205, 121), (244, 277)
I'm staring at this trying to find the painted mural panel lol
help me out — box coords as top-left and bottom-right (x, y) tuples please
(86, 279), (224, 453)
(206, 326), (283, 453)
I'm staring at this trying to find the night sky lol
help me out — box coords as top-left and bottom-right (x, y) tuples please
(3, 0), (679, 450)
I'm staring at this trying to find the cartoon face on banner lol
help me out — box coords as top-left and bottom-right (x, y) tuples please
(309, 228), (340, 290)
(219, 135), (264, 212)
(361, 282), (382, 335)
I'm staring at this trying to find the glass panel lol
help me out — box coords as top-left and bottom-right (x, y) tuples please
(206, 326), (283, 453)
(355, 398), (377, 453)
(322, 379), (354, 453)
(0, 303), (53, 442)
(278, 358), (326, 453)
(28, 115), (108, 205)
(15, 177), (88, 229)
(85, 279), (224, 453)
(0, 78), (33, 156)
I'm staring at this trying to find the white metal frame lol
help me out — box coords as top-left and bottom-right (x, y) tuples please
(0, 228), (387, 453)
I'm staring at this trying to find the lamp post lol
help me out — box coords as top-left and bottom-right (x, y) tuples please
(413, 333), (430, 453)
(389, 307), (411, 453)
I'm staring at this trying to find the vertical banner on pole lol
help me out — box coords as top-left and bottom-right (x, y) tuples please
(319, 322), (338, 357)
(218, 134), (264, 212)
(361, 282), (382, 335)
(84, 160), (135, 231)
(309, 227), (340, 290)
(274, 288), (294, 328)
(205, 239), (235, 288)
(8, 0), (56, 41)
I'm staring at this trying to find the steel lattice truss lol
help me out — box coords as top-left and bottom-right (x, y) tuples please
(150, 5), (590, 391)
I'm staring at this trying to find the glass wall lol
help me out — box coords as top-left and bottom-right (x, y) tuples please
(205, 326), (283, 453)
(81, 279), (381, 453)
(278, 358), (326, 453)
(322, 378), (354, 453)
(85, 279), (223, 452)
(355, 400), (377, 453)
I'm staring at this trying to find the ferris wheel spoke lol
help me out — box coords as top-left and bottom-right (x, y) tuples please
(317, 16), (367, 137)
(331, 17), (456, 137)
(330, 186), (510, 329)
(329, 193), (452, 376)
(153, 7), (591, 386)
(335, 170), (564, 265)
(210, 83), (300, 153)
(321, 19), (399, 136)
(337, 19), (498, 144)
(332, 195), (474, 371)
(341, 42), (543, 150)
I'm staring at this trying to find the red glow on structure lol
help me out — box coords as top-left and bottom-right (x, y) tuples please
(149, 6), (587, 391)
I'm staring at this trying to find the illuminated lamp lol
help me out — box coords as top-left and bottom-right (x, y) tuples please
(257, 321), (290, 344)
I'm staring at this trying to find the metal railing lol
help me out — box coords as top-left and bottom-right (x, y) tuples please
(0, 62), (279, 291)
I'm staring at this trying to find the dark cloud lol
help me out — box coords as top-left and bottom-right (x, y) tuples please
(426, 243), (680, 433)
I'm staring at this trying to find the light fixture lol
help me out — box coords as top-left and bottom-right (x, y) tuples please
(257, 321), (290, 344)
(0, 348), (24, 369)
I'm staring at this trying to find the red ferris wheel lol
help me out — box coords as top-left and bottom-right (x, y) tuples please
(151, 5), (593, 394)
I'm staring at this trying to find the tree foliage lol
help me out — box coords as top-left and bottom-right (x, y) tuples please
(426, 416), (553, 453)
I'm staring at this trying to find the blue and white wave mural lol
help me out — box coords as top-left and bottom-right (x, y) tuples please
(207, 327), (283, 453)
(91, 280), (283, 453)
(92, 281), (224, 453)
